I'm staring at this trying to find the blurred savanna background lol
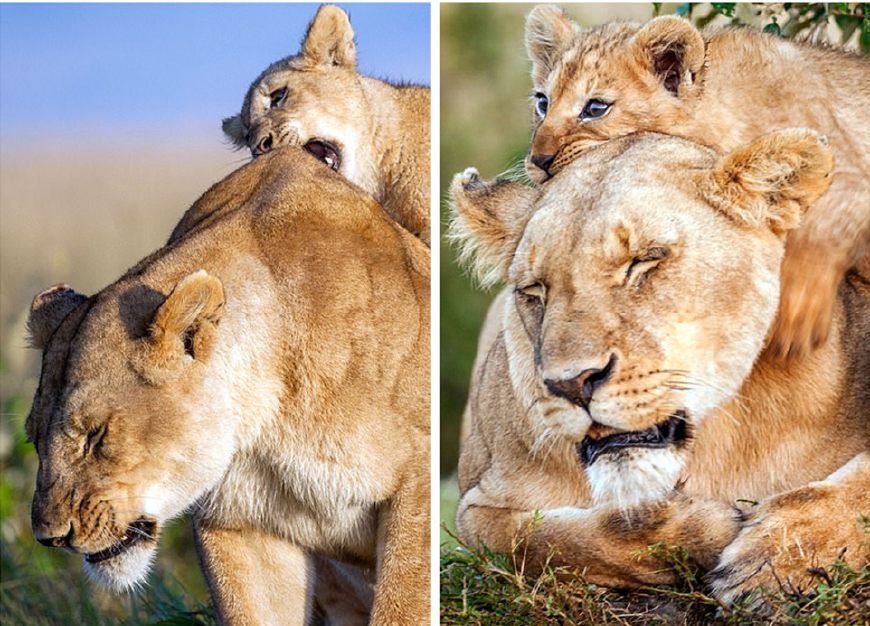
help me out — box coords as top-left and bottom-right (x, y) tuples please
(0, 4), (428, 623)
(440, 3), (868, 623)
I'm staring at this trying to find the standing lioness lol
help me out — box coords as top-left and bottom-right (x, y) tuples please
(27, 148), (430, 624)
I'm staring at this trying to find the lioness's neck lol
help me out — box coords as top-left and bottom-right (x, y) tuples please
(360, 78), (430, 243)
(686, 290), (867, 501)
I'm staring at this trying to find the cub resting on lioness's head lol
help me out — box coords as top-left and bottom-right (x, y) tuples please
(222, 4), (431, 245)
(27, 148), (430, 625)
(449, 129), (869, 604)
(522, 5), (870, 357)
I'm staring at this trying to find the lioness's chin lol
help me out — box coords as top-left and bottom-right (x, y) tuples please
(585, 447), (686, 509)
(84, 542), (157, 593)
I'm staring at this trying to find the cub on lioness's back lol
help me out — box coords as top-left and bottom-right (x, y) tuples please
(223, 5), (431, 245)
(523, 4), (870, 357)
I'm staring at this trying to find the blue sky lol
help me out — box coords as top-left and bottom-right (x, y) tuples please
(0, 3), (430, 141)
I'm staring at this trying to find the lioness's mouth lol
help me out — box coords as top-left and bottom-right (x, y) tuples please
(304, 139), (341, 171)
(577, 411), (689, 466)
(85, 518), (157, 564)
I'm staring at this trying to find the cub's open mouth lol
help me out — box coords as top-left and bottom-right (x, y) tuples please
(304, 139), (341, 171)
(85, 518), (157, 564)
(577, 411), (689, 466)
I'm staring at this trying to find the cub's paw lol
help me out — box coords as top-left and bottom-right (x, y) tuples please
(769, 247), (842, 359)
(707, 483), (870, 607)
(454, 167), (484, 191)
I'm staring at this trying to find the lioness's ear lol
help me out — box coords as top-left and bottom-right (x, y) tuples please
(27, 285), (88, 350)
(222, 114), (246, 148)
(705, 129), (833, 234)
(525, 5), (581, 85)
(632, 16), (704, 95)
(448, 168), (540, 287)
(139, 271), (224, 378)
(301, 5), (356, 69)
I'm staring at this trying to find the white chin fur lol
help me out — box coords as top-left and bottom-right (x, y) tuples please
(586, 447), (684, 509)
(83, 542), (156, 593)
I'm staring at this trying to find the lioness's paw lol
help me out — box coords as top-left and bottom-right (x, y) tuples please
(707, 483), (869, 607)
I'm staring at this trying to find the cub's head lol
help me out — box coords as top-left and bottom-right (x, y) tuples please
(524, 5), (707, 182)
(451, 130), (832, 507)
(223, 5), (373, 189)
(26, 271), (239, 590)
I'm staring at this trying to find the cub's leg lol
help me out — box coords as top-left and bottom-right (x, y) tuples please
(370, 468), (429, 625)
(457, 488), (740, 587)
(771, 176), (870, 358)
(194, 523), (314, 625)
(709, 452), (870, 606)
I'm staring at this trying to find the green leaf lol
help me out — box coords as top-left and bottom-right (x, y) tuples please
(763, 21), (783, 36)
(653, 2), (663, 17)
(711, 2), (736, 16)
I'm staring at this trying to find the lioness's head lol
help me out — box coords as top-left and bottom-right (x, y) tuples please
(523, 5), (707, 182)
(25, 271), (242, 590)
(451, 130), (832, 507)
(223, 5), (375, 190)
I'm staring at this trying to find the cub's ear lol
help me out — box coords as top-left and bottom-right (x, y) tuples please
(222, 114), (246, 148)
(705, 129), (834, 235)
(27, 285), (88, 350)
(136, 270), (224, 381)
(631, 16), (704, 95)
(448, 168), (540, 288)
(301, 4), (356, 69)
(525, 4), (581, 85)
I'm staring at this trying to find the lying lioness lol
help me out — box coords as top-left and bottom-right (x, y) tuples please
(27, 148), (430, 624)
(449, 130), (869, 604)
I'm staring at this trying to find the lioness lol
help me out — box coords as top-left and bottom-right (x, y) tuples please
(27, 147), (430, 625)
(449, 130), (869, 604)
(522, 5), (870, 357)
(222, 5), (431, 245)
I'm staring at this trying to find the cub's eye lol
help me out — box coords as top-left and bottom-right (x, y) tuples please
(517, 283), (546, 303)
(625, 247), (669, 284)
(83, 424), (107, 456)
(269, 87), (288, 109)
(580, 99), (611, 121)
(534, 92), (549, 117)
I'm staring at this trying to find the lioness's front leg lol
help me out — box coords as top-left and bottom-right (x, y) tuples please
(370, 467), (429, 625)
(709, 452), (870, 606)
(195, 522), (314, 625)
(458, 487), (740, 587)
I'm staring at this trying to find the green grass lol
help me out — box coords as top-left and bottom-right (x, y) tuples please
(440, 530), (870, 625)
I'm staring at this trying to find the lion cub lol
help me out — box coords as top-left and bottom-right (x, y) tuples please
(223, 5), (431, 245)
(522, 5), (870, 357)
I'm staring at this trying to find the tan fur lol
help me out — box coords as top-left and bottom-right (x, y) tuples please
(523, 5), (870, 357)
(26, 147), (430, 624)
(222, 5), (430, 245)
(449, 132), (869, 604)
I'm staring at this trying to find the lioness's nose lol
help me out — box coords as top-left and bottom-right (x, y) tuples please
(252, 133), (273, 156)
(530, 153), (555, 174)
(34, 522), (73, 550)
(545, 354), (617, 409)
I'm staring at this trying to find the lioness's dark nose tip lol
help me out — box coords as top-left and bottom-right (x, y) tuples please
(530, 153), (555, 173)
(35, 522), (73, 549)
(545, 354), (618, 409)
(36, 525), (73, 549)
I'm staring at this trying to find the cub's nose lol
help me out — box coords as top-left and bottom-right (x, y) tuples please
(530, 153), (555, 174)
(251, 133), (274, 157)
(34, 523), (73, 550)
(545, 354), (617, 409)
